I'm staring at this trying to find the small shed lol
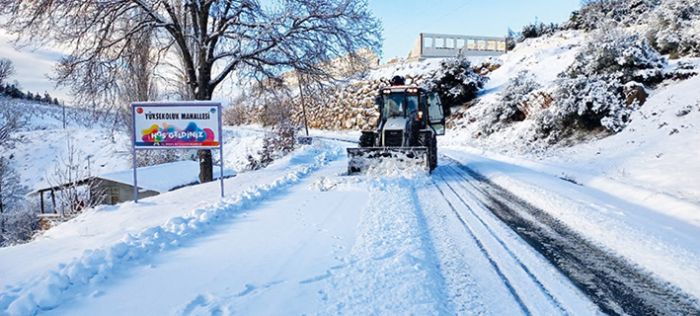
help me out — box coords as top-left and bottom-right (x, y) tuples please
(95, 160), (235, 205)
(34, 161), (235, 213)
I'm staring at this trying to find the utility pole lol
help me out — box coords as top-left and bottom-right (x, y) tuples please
(86, 155), (93, 177)
(62, 101), (66, 129)
(296, 72), (310, 137)
(0, 157), (5, 236)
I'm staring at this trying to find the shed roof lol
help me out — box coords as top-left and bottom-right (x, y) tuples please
(97, 160), (235, 193)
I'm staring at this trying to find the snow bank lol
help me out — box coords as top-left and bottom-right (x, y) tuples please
(0, 142), (342, 316)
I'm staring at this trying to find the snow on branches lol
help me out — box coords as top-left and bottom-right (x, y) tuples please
(425, 58), (488, 114)
(478, 71), (542, 136)
(564, 28), (666, 85)
(566, 0), (700, 58)
(566, 0), (660, 31)
(548, 76), (629, 135)
(531, 28), (663, 140)
(0, 157), (33, 247)
(648, 0), (700, 57)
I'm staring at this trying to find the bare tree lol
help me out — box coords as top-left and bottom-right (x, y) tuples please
(0, 99), (24, 148)
(0, 0), (382, 182)
(0, 58), (14, 86)
(48, 137), (104, 217)
(0, 157), (32, 247)
(116, 19), (160, 139)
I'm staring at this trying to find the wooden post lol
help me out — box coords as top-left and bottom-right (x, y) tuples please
(50, 189), (56, 215)
(40, 190), (45, 214)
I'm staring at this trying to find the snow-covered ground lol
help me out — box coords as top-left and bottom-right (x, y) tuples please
(0, 139), (607, 315)
(0, 141), (344, 314)
(2, 128), (698, 314)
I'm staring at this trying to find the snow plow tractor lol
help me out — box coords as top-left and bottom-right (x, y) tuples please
(347, 76), (446, 174)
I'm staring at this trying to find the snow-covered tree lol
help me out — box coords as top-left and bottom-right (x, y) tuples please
(0, 157), (33, 247)
(0, 58), (14, 87)
(564, 27), (666, 85)
(48, 137), (104, 217)
(479, 71), (541, 135)
(0, 0), (382, 183)
(499, 71), (542, 120)
(0, 100), (24, 148)
(519, 22), (559, 42)
(535, 75), (632, 142)
(566, 0), (660, 30)
(426, 57), (488, 115)
(648, 0), (700, 57)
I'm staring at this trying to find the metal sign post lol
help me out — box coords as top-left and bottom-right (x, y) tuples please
(131, 105), (139, 203)
(217, 104), (225, 199)
(130, 101), (224, 203)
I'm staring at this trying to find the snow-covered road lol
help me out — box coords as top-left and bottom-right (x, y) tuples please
(434, 158), (699, 315)
(2, 139), (699, 315)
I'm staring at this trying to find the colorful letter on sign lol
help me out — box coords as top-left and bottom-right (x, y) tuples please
(132, 102), (221, 149)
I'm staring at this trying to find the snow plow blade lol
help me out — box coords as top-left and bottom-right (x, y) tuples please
(347, 147), (429, 174)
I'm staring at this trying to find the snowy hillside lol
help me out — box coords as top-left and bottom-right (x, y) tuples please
(442, 33), (700, 222)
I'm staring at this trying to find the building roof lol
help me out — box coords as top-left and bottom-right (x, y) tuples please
(97, 160), (235, 193)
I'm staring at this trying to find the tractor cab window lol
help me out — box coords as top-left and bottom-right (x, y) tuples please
(406, 95), (419, 114)
(428, 92), (446, 135)
(383, 94), (405, 118)
(383, 93), (419, 119)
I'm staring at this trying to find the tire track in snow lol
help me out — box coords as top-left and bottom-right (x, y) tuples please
(0, 145), (342, 316)
(444, 156), (700, 316)
(321, 174), (453, 315)
(439, 165), (570, 315)
(431, 175), (532, 316)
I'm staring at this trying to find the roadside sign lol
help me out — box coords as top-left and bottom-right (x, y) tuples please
(130, 101), (225, 202)
(132, 102), (221, 149)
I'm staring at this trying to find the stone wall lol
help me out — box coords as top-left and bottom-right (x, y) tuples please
(237, 73), (434, 131)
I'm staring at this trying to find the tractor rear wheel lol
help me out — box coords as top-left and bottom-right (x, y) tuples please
(430, 135), (438, 171)
(418, 132), (438, 172)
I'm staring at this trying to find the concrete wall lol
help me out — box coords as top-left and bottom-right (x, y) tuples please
(409, 33), (507, 60)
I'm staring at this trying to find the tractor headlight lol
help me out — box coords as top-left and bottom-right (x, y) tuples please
(406, 88), (418, 93)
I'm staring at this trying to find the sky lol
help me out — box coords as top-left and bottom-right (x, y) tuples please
(0, 30), (70, 101)
(0, 0), (581, 105)
(368, 0), (581, 60)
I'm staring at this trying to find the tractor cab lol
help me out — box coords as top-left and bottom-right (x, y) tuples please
(376, 85), (446, 137)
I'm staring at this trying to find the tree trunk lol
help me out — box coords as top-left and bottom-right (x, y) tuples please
(198, 149), (213, 183)
(196, 84), (214, 183)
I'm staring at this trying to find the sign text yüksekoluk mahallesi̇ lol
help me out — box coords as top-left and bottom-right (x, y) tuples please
(143, 112), (211, 120)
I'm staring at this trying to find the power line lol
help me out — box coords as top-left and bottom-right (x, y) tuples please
(415, 0), (474, 31)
